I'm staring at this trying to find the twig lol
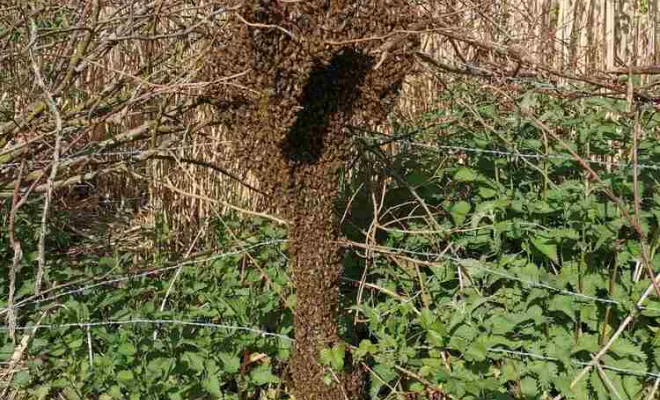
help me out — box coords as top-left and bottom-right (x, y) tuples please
(7, 160), (26, 342)
(592, 354), (625, 400)
(326, 367), (350, 400)
(154, 228), (204, 340)
(646, 378), (660, 400)
(0, 311), (48, 399)
(29, 17), (63, 296)
(233, 12), (296, 39)
(145, 174), (287, 225)
(342, 277), (420, 315)
(86, 325), (93, 368)
(569, 271), (660, 389)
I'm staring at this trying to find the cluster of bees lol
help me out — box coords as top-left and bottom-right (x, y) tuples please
(207, 1), (420, 398)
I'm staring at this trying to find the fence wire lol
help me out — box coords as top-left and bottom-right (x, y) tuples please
(4, 141), (660, 172)
(0, 318), (657, 381)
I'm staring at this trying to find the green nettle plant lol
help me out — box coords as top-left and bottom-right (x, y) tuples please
(2, 82), (660, 400)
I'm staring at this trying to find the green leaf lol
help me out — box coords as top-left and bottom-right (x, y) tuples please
(117, 370), (134, 383)
(530, 236), (559, 264)
(478, 186), (498, 199)
(62, 388), (82, 400)
(11, 371), (30, 388)
(574, 334), (600, 354)
(464, 336), (487, 362)
(147, 357), (172, 378)
(454, 167), (478, 182)
(117, 343), (136, 356)
(68, 338), (83, 349)
(370, 364), (397, 398)
(320, 343), (345, 370)
(355, 339), (377, 358)
(448, 201), (471, 226)
(548, 296), (576, 321)
(520, 376), (537, 397)
(610, 338), (645, 361)
(218, 352), (240, 374)
(249, 364), (280, 385)
(0, 343), (14, 361)
(33, 384), (51, 400)
(202, 374), (222, 397)
(182, 352), (205, 373)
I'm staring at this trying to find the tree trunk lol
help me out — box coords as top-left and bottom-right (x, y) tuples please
(289, 186), (361, 400)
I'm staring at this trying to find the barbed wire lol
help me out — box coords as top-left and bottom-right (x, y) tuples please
(411, 143), (660, 171)
(355, 242), (660, 312)
(489, 347), (660, 380)
(4, 139), (660, 173)
(6, 237), (658, 319)
(0, 318), (655, 381)
(0, 239), (287, 316)
(0, 141), (235, 169)
(0, 318), (293, 342)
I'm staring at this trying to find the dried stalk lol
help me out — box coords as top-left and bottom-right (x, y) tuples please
(29, 17), (63, 296)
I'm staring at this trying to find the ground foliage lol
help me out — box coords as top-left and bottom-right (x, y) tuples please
(2, 83), (660, 399)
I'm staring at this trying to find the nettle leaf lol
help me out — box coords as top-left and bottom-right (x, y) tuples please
(419, 308), (436, 329)
(249, 364), (280, 386)
(478, 185), (498, 199)
(528, 361), (557, 389)
(454, 167), (479, 182)
(202, 373), (222, 397)
(573, 334), (600, 354)
(581, 273), (607, 297)
(530, 236), (559, 264)
(517, 262), (540, 282)
(556, 372), (589, 400)
(522, 305), (545, 324)
(426, 329), (445, 347)
(116, 370), (134, 384)
(548, 327), (574, 365)
(487, 314), (517, 335)
(464, 336), (488, 362)
(610, 338), (645, 361)
(217, 352), (240, 374)
(520, 376), (538, 398)
(11, 371), (31, 388)
(590, 370), (609, 400)
(594, 370), (643, 400)
(548, 296), (577, 321)
(182, 352), (205, 373)
(147, 357), (173, 379)
(319, 343), (345, 370)
(370, 364), (397, 398)
(355, 339), (377, 358)
(530, 200), (556, 215)
(0, 343), (14, 361)
(448, 200), (471, 226)
(117, 343), (136, 356)
(642, 300), (660, 317)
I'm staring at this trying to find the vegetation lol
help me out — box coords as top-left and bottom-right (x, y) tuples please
(2, 82), (660, 399)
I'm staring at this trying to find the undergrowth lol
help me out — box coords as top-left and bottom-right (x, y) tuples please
(2, 82), (660, 399)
